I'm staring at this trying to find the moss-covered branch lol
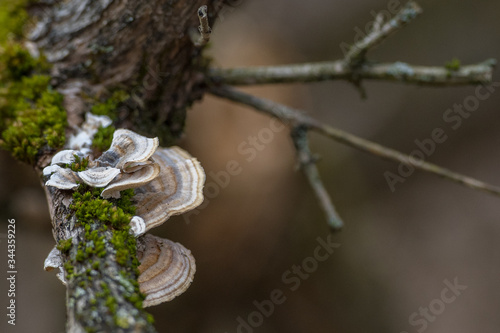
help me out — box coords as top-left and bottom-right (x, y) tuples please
(46, 183), (156, 333)
(0, 43), (66, 165)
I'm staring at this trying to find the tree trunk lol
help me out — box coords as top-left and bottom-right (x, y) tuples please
(30, 0), (224, 148)
(25, 0), (228, 331)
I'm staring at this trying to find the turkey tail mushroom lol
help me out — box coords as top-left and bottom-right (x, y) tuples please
(133, 147), (205, 232)
(97, 129), (159, 170)
(137, 234), (196, 307)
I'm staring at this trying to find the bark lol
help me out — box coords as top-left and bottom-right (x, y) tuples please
(29, 0), (225, 147)
(28, 0), (230, 331)
(44, 185), (157, 333)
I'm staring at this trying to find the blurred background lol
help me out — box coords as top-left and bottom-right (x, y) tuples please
(2, 0), (500, 332)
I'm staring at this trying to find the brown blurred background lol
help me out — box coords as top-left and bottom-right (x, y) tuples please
(2, 0), (500, 332)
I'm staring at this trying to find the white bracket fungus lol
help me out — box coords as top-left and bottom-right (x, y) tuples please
(78, 167), (121, 188)
(45, 166), (80, 190)
(44, 246), (67, 285)
(130, 216), (147, 237)
(50, 149), (85, 166)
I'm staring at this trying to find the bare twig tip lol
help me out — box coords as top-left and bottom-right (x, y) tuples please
(193, 5), (211, 47)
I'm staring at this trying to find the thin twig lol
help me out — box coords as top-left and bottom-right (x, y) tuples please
(208, 59), (496, 86)
(207, 0), (495, 88)
(209, 86), (500, 197)
(291, 126), (344, 231)
(195, 5), (212, 47)
(344, 1), (422, 63)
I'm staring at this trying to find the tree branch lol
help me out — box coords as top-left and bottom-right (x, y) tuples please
(207, 1), (495, 88)
(21, 1), (224, 332)
(192, 5), (212, 47)
(44, 185), (156, 333)
(208, 59), (496, 86)
(291, 126), (344, 231)
(209, 86), (500, 197)
(344, 1), (422, 63)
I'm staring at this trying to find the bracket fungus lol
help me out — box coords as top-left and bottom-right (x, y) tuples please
(134, 147), (205, 233)
(130, 216), (147, 237)
(51, 149), (85, 166)
(137, 234), (196, 307)
(101, 162), (161, 199)
(44, 246), (67, 285)
(43, 120), (205, 307)
(44, 165), (80, 190)
(78, 167), (122, 188)
(97, 129), (159, 170)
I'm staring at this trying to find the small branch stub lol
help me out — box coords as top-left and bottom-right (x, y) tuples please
(291, 126), (344, 231)
(344, 1), (423, 64)
(194, 5), (212, 47)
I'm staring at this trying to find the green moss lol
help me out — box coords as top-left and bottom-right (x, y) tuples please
(0, 0), (29, 43)
(146, 313), (155, 324)
(57, 238), (73, 253)
(0, 59), (67, 164)
(64, 261), (74, 279)
(0, 1), (67, 165)
(115, 314), (130, 329)
(71, 186), (132, 230)
(0, 43), (50, 80)
(105, 295), (117, 313)
(67, 155), (90, 172)
(68, 184), (147, 306)
(445, 58), (461, 71)
(113, 189), (136, 216)
(92, 125), (115, 152)
(110, 230), (137, 266)
(90, 90), (129, 119)
(63, 165), (150, 321)
(76, 249), (85, 262)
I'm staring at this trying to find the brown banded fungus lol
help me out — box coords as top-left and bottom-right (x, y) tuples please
(134, 147), (205, 233)
(137, 234), (196, 307)
(43, 119), (205, 307)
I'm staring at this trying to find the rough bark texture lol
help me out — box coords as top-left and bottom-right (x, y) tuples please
(29, 0), (225, 147)
(45, 185), (156, 333)
(28, 0), (230, 332)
